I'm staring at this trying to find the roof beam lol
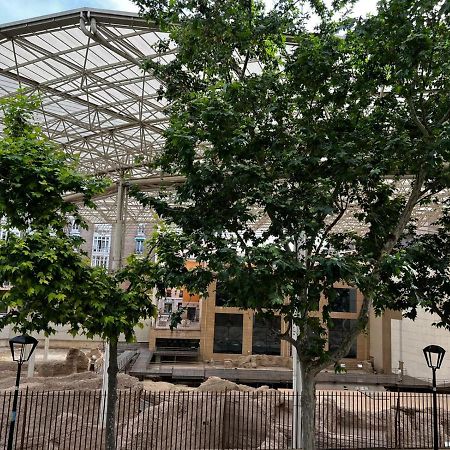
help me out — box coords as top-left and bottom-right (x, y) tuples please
(0, 68), (142, 125)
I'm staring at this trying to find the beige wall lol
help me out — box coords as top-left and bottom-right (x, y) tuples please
(369, 310), (384, 372)
(391, 308), (450, 381)
(0, 321), (152, 348)
(150, 281), (370, 363)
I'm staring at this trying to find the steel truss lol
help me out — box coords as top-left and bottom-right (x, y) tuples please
(0, 9), (447, 232)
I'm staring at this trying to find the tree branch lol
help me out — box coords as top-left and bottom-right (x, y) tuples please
(437, 105), (450, 126)
(311, 290), (371, 374)
(379, 169), (426, 259)
(241, 50), (250, 81)
(406, 96), (431, 138)
(314, 203), (347, 255)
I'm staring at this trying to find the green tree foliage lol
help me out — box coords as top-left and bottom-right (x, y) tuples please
(0, 94), (157, 450)
(133, 0), (450, 447)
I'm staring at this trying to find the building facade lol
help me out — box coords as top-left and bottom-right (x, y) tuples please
(149, 278), (370, 366)
(1, 221), (447, 381)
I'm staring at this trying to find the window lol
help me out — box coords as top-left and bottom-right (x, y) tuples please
(135, 238), (144, 255)
(213, 313), (243, 354)
(328, 319), (357, 358)
(0, 292), (7, 316)
(91, 224), (111, 268)
(136, 223), (146, 236)
(91, 255), (109, 268)
(329, 288), (357, 313)
(164, 302), (173, 314)
(93, 234), (110, 253)
(68, 218), (81, 236)
(252, 315), (281, 355)
(215, 281), (231, 307)
(187, 307), (197, 321)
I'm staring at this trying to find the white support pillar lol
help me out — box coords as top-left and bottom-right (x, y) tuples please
(100, 343), (110, 425)
(293, 235), (306, 449)
(292, 324), (303, 449)
(43, 337), (50, 362)
(100, 179), (127, 426)
(27, 350), (36, 378)
(110, 180), (126, 272)
(398, 317), (404, 381)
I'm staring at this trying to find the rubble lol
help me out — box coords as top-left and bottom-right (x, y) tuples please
(36, 348), (90, 377)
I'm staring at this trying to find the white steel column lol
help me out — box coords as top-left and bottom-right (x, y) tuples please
(100, 179), (127, 426)
(293, 235), (306, 449)
(43, 337), (50, 361)
(27, 350), (36, 378)
(292, 324), (303, 449)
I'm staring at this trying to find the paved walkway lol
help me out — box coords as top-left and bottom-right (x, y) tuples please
(128, 356), (433, 389)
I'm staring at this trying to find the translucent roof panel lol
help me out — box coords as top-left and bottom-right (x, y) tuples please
(0, 9), (448, 229)
(0, 8), (168, 184)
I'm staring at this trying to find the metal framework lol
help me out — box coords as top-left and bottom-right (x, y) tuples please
(0, 8), (173, 223)
(0, 9), (447, 232)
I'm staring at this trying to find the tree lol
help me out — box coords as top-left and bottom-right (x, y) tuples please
(0, 93), (157, 450)
(133, 0), (450, 448)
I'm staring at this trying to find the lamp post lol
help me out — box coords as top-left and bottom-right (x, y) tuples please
(423, 344), (445, 450)
(7, 335), (38, 450)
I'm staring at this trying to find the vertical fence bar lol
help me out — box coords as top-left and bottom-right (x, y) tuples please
(4, 386), (450, 450)
(20, 387), (30, 449)
(149, 392), (155, 450)
(155, 392), (161, 450)
(56, 390), (64, 449)
(42, 391), (51, 446)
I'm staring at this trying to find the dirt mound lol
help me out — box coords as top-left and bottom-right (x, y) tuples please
(0, 371), (141, 391)
(142, 380), (194, 392)
(233, 355), (292, 369)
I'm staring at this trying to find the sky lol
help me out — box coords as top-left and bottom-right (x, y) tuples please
(0, 0), (377, 25)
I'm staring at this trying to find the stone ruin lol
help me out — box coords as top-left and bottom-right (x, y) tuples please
(36, 348), (91, 377)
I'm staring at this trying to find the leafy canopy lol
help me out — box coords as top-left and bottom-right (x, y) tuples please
(0, 94), (157, 342)
(133, 0), (450, 372)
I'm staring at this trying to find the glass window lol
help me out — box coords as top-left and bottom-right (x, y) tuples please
(215, 281), (231, 307)
(68, 218), (80, 236)
(187, 307), (197, 321)
(329, 288), (357, 313)
(213, 313), (243, 354)
(93, 235), (110, 253)
(328, 319), (357, 358)
(135, 238), (144, 254)
(91, 254), (109, 268)
(0, 291), (7, 316)
(252, 315), (281, 355)
(136, 223), (146, 236)
(92, 224), (112, 255)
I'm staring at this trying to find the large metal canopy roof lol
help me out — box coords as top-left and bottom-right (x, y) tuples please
(0, 9), (447, 233)
(0, 8), (173, 223)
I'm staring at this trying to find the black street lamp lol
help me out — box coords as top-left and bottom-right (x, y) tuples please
(7, 335), (38, 450)
(423, 344), (446, 450)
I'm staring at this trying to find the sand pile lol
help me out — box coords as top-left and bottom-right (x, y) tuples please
(0, 371), (141, 392)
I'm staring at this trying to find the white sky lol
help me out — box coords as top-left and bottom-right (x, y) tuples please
(0, 0), (377, 25)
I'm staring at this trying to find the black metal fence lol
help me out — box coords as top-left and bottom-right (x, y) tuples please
(0, 389), (449, 449)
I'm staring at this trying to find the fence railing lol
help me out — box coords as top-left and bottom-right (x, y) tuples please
(0, 389), (449, 449)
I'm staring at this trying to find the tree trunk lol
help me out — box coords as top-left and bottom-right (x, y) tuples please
(300, 368), (316, 450)
(105, 337), (118, 450)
